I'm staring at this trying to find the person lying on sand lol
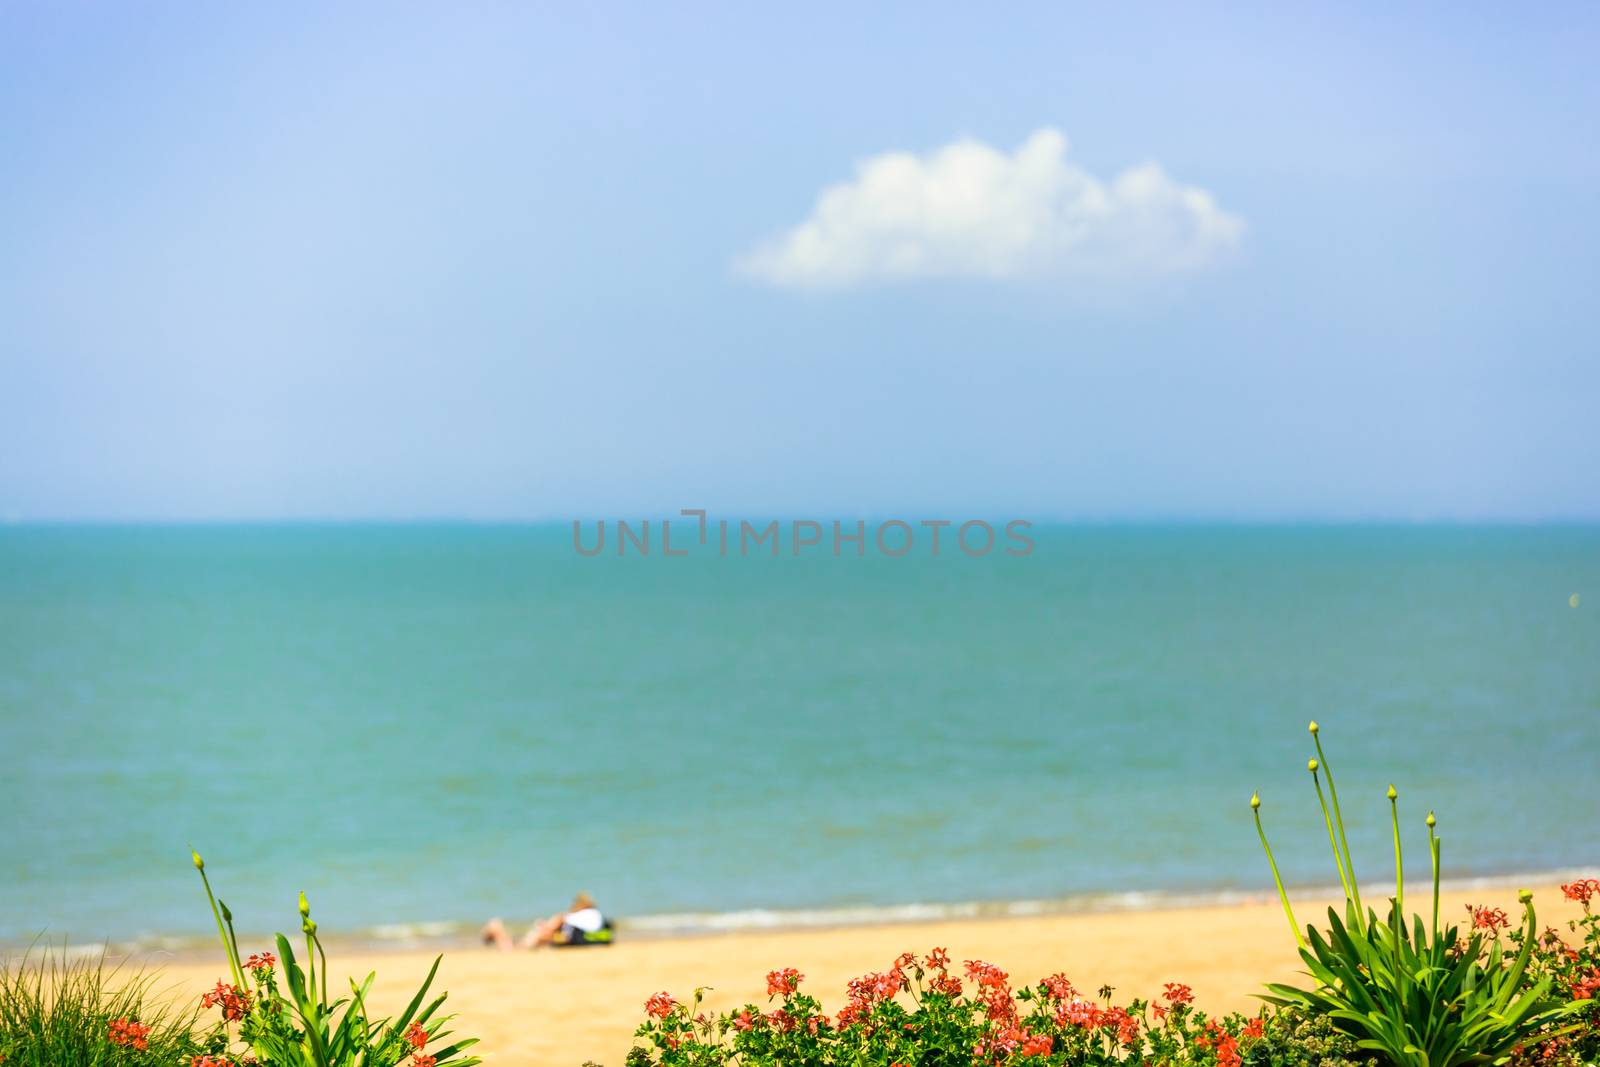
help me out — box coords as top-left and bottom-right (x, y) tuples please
(481, 891), (613, 950)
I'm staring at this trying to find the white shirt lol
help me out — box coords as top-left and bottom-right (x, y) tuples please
(564, 906), (604, 933)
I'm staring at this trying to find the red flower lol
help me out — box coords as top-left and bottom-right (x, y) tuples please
(1572, 968), (1600, 1000)
(191, 1058), (235, 1067)
(961, 959), (1014, 1024)
(1196, 1019), (1242, 1067)
(1101, 1005), (1141, 1044)
(1242, 1017), (1265, 1040)
(411, 1056), (436, 1067)
(1056, 997), (1100, 1029)
(645, 991), (676, 1018)
(244, 951), (276, 975)
(1561, 879), (1600, 908)
(200, 981), (252, 1021)
(766, 967), (803, 996)
(1163, 982), (1195, 1005)
(404, 1021), (428, 1050)
(733, 1008), (757, 1031)
(965, 959), (1003, 985)
(924, 947), (950, 970)
(1468, 905), (1510, 932)
(1217, 1032), (1243, 1067)
(1040, 973), (1077, 1002)
(1019, 1032), (1053, 1056)
(109, 1017), (151, 1050)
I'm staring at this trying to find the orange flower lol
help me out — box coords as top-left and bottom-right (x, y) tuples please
(1019, 1032), (1053, 1056)
(200, 981), (252, 1021)
(1039, 973), (1076, 1002)
(765, 967), (803, 996)
(1561, 879), (1600, 907)
(644, 991), (676, 1018)
(1572, 968), (1600, 1000)
(108, 1017), (151, 1050)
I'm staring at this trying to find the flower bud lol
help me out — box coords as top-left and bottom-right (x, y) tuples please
(220, 900), (232, 923)
(302, 917), (317, 935)
(1519, 889), (1533, 904)
(1307, 758), (1319, 773)
(1308, 721), (1319, 735)
(299, 892), (310, 919)
(1426, 811), (1436, 828)
(191, 849), (205, 871)
(1387, 784), (1397, 800)
(1250, 791), (1261, 810)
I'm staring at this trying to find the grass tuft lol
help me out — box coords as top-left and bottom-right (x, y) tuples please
(0, 943), (201, 1066)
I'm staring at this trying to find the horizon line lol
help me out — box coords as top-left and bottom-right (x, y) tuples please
(4, 515), (1600, 529)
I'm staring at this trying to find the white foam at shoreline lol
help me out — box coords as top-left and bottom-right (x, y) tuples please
(18, 866), (1598, 958)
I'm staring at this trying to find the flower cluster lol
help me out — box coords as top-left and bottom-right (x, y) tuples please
(1509, 884), (1600, 1067)
(182, 858), (480, 1067)
(629, 949), (1273, 1067)
(1192, 1018), (1242, 1067)
(200, 981), (253, 1022)
(765, 968), (803, 996)
(109, 1017), (152, 1050)
(1562, 880), (1600, 909)
(1468, 904), (1511, 933)
(405, 1020), (435, 1067)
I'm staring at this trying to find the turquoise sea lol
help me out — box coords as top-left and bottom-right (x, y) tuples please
(1, 524), (1596, 951)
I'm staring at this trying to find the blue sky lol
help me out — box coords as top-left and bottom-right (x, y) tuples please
(2, 3), (1597, 521)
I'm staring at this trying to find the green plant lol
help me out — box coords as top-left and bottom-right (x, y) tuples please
(0, 945), (203, 1065)
(190, 850), (481, 1067)
(1252, 723), (1580, 1067)
(627, 951), (1276, 1066)
(1250, 1006), (1374, 1067)
(1509, 878), (1600, 1067)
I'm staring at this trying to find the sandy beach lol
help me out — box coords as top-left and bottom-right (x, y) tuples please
(144, 881), (1585, 1066)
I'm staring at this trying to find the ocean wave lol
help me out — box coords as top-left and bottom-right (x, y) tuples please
(31, 866), (1596, 959)
(614, 867), (1600, 936)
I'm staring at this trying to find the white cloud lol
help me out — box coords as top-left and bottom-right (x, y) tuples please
(736, 129), (1243, 288)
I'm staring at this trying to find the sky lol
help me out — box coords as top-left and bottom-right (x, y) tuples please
(2, 3), (1598, 522)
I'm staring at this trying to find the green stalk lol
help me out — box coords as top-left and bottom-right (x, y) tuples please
(299, 891), (319, 1010)
(1387, 785), (1403, 916)
(314, 930), (329, 1006)
(192, 850), (245, 990)
(1310, 724), (1361, 917)
(1252, 793), (1304, 948)
(349, 978), (373, 1049)
(303, 921), (317, 1010)
(219, 900), (245, 989)
(1427, 811), (1440, 938)
(1310, 761), (1352, 901)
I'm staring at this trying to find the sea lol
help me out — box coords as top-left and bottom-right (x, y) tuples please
(1, 523), (1596, 953)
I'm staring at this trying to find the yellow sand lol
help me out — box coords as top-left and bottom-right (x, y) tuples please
(150, 883), (1584, 1066)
